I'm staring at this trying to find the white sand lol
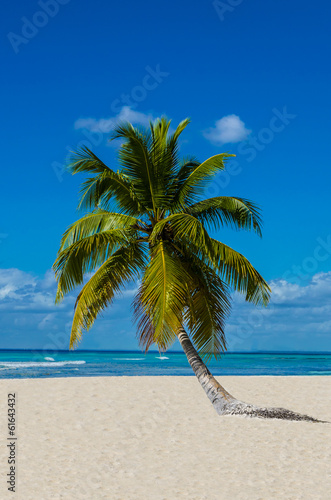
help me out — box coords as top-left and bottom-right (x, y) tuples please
(0, 376), (330, 500)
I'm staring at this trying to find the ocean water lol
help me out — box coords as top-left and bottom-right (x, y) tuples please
(0, 350), (330, 379)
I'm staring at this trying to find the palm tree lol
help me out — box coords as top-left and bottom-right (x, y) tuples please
(53, 117), (320, 422)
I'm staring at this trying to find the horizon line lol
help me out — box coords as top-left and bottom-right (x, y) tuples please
(0, 349), (330, 354)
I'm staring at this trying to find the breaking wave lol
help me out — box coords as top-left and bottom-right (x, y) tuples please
(0, 361), (86, 369)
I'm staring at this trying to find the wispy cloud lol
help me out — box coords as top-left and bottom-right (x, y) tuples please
(203, 114), (251, 145)
(74, 106), (154, 134)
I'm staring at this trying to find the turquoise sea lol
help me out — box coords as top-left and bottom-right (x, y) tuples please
(0, 350), (330, 379)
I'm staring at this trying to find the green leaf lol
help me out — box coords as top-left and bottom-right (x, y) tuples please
(151, 213), (213, 256)
(54, 230), (132, 303)
(186, 196), (263, 236)
(70, 243), (146, 348)
(58, 210), (144, 251)
(209, 238), (271, 306)
(68, 147), (143, 214)
(182, 253), (231, 361)
(111, 123), (158, 214)
(174, 153), (235, 206)
(138, 241), (191, 349)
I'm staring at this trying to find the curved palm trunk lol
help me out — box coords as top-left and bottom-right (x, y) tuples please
(177, 328), (323, 422)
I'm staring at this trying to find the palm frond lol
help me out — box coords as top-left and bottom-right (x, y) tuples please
(174, 153), (235, 206)
(58, 210), (145, 251)
(111, 123), (159, 213)
(78, 171), (143, 214)
(132, 286), (156, 352)
(152, 213), (270, 306)
(182, 253), (231, 361)
(70, 243), (146, 348)
(150, 116), (172, 142)
(149, 117), (180, 211)
(138, 241), (191, 350)
(209, 238), (271, 306)
(53, 230), (133, 303)
(68, 146), (113, 175)
(166, 156), (200, 210)
(68, 147), (143, 214)
(151, 212), (213, 256)
(175, 156), (201, 184)
(170, 118), (191, 142)
(186, 196), (263, 236)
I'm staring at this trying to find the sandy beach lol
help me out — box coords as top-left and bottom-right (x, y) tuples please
(0, 376), (330, 500)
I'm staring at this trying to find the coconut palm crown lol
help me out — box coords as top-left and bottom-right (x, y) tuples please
(53, 117), (324, 422)
(53, 117), (270, 359)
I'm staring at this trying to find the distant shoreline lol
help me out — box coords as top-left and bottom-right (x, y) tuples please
(0, 349), (330, 354)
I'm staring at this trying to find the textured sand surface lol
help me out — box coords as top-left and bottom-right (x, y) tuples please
(0, 376), (330, 500)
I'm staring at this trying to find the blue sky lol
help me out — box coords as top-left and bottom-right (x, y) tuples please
(1, 0), (331, 351)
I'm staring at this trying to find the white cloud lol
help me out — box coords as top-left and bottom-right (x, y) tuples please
(227, 271), (331, 351)
(40, 269), (57, 290)
(74, 106), (154, 134)
(268, 280), (306, 303)
(0, 268), (36, 300)
(203, 114), (251, 145)
(269, 271), (331, 306)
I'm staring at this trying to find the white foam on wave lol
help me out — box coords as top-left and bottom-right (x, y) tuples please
(44, 357), (55, 361)
(155, 356), (169, 360)
(113, 358), (145, 361)
(0, 361), (86, 369)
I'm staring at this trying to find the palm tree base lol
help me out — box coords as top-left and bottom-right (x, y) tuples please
(213, 398), (323, 422)
(177, 328), (326, 423)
